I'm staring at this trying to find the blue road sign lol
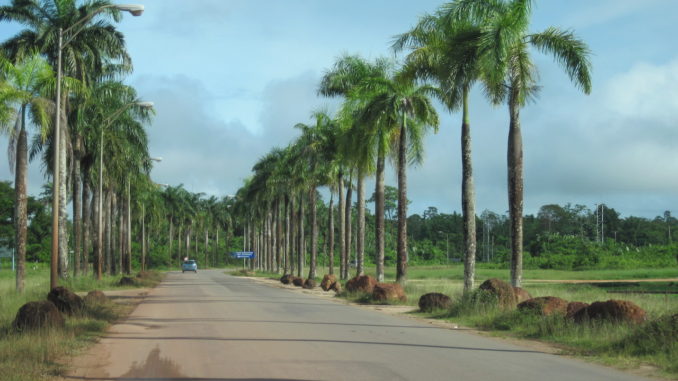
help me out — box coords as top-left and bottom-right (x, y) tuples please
(230, 251), (256, 259)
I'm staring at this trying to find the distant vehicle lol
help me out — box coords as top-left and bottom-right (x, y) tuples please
(182, 260), (198, 273)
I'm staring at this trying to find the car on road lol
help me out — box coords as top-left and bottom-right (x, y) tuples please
(182, 260), (198, 273)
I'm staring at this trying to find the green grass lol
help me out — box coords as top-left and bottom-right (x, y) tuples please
(232, 264), (677, 377)
(0, 265), (161, 381)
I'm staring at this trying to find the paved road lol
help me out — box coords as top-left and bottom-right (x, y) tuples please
(66, 269), (649, 381)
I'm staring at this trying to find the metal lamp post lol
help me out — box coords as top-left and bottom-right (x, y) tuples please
(50, 4), (145, 289)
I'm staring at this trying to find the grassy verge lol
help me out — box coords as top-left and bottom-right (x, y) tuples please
(233, 265), (677, 377)
(0, 266), (163, 381)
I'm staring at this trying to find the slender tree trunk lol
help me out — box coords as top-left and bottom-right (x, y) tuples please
(338, 173), (346, 280)
(357, 175), (365, 276)
(308, 187), (317, 280)
(94, 181), (102, 279)
(126, 182), (132, 274)
(275, 199), (282, 273)
(290, 197), (296, 275)
(82, 177), (91, 275)
(204, 228), (209, 268)
(104, 189), (112, 275)
(169, 218), (173, 267)
(344, 176), (353, 280)
(508, 92), (524, 287)
(267, 207), (273, 272)
(142, 205), (146, 271)
(297, 193), (304, 278)
(58, 121), (69, 278)
(396, 117), (408, 286)
(14, 110), (27, 293)
(375, 148), (386, 282)
(461, 90), (477, 292)
(328, 192), (334, 275)
(284, 196), (291, 274)
(117, 192), (124, 274)
(72, 142), (81, 278)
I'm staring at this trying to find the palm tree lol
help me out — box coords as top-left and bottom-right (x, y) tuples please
(319, 54), (388, 280)
(354, 72), (439, 285)
(294, 110), (335, 280)
(0, 53), (52, 292)
(394, 12), (486, 292)
(1, 0), (133, 280)
(446, 0), (592, 286)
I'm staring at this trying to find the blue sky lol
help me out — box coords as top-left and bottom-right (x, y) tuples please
(1, 0), (678, 218)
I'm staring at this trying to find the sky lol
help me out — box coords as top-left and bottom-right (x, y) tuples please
(1, 0), (677, 219)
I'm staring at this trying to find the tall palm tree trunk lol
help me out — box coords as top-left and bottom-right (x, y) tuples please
(328, 192), (334, 275)
(375, 149), (386, 282)
(344, 176), (353, 280)
(206, 228), (210, 268)
(72, 147), (81, 277)
(507, 92), (524, 287)
(117, 192), (123, 274)
(105, 189), (112, 275)
(126, 183), (132, 274)
(276, 199), (282, 273)
(14, 108), (27, 293)
(58, 122), (68, 278)
(396, 118), (408, 285)
(290, 196), (296, 275)
(168, 218), (173, 267)
(357, 175), (365, 276)
(284, 196), (291, 274)
(94, 181), (102, 279)
(461, 91), (477, 292)
(297, 193), (304, 278)
(82, 177), (91, 275)
(308, 188), (318, 280)
(338, 173), (346, 280)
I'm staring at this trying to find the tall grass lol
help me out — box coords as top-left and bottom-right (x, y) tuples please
(0, 266), (160, 381)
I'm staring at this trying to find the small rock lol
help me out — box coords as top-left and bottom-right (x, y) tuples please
(373, 283), (407, 303)
(346, 275), (377, 293)
(573, 299), (647, 324)
(303, 278), (316, 289)
(292, 276), (304, 287)
(280, 274), (293, 284)
(479, 278), (517, 309)
(84, 290), (108, 305)
(47, 286), (84, 315)
(13, 301), (65, 332)
(566, 302), (589, 319)
(320, 274), (337, 291)
(418, 293), (452, 312)
(518, 296), (569, 316)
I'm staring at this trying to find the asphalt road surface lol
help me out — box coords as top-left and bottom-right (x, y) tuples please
(65, 269), (650, 381)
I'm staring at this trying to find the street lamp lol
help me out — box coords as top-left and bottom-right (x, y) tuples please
(95, 101), (154, 280)
(51, 3), (145, 289)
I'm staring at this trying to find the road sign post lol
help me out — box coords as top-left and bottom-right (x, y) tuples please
(230, 252), (256, 269)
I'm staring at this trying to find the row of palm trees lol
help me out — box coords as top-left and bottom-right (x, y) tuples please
(0, 0), (154, 292)
(235, 0), (592, 289)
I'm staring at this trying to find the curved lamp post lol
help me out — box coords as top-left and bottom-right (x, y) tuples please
(51, 3), (145, 289)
